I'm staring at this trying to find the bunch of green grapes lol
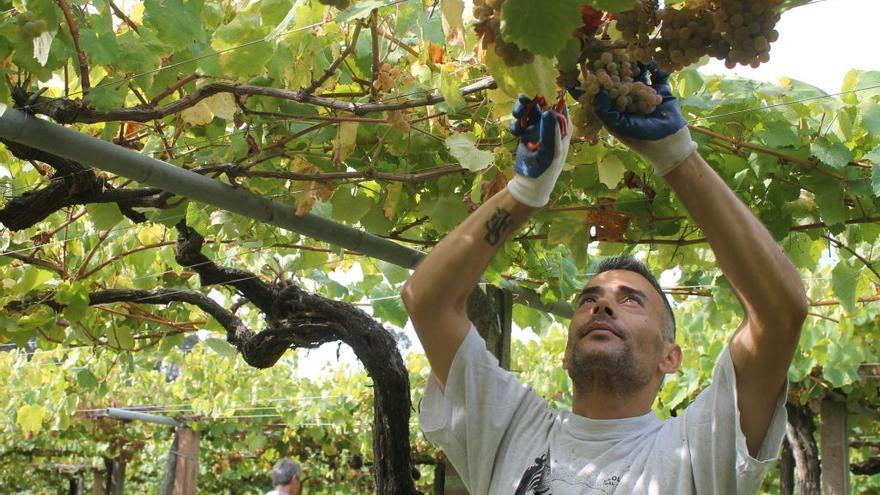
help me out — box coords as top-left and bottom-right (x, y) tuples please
(653, 7), (717, 72)
(711, 0), (780, 68)
(614, 0), (659, 52)
(473, 0), (534, 66)
(15, 11), (48, 40)
(572, 50), (663, 137)
(317, 0), (351, 10)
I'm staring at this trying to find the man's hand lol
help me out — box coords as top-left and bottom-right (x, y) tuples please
(506, 95), (572, 208)
(593, 63), (697, 176)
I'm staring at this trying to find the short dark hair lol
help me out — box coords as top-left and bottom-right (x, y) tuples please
(271, 458), (301, 486)
(590, 256), (676, 342)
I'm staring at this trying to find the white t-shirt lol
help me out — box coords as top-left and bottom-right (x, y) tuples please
(420, 326), (788, 495)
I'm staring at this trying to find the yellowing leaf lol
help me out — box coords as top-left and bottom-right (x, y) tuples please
(181, 100), (214, 126)
(16, 404), (47, 434)
(383, 182), (403, 219)
(440, 0), (466, 47)
(204, 93), (236, 120)
(332, 121), (359, 165)
(439, 64), (464, 111)
(445, 133), (494, 172)
(486, 51), (557, 101)
(598, 155), (626, 188)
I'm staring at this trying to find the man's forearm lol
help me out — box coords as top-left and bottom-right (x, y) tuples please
(664, 152), (807, 331)
(402, 189), (535, 385)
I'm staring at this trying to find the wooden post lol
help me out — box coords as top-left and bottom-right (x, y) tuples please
(159, 429), (179, 495)
(431, 284), (514, 494)
(173, 426), (200, 495)
(90, 466), (104, 495)
(779, 438), (794, 495)
(820, 397), (849, 495)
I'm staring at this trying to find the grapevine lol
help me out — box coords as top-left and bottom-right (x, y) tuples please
(473, 0), (534, 66)
(317, 0), (351, 10)
(372, 63), (402, 93)
(474, 0), (785, 135)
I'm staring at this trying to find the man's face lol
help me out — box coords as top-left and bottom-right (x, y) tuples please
(563, 269), (674, 395)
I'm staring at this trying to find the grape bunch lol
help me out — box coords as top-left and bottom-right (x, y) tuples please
(372, 63), (401, 92)
(317, 0), (351, 10)
(653, 7), (717, 72)
(711, 0), (780, 68)
(473, 0), (534, 66)
(15, 11), (48, 40)
(614, 0), (659, 51)
(572, 50), (663, 138)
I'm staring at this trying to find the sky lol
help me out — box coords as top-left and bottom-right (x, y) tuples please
(295, 0), (879, 378)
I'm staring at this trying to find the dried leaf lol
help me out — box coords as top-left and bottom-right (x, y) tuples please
(204, 93), (237, 120)
(181, 100), (214, 126)
(332, 121), (359, 165)
(440, 0), (465, 46)
(428, 43), (445, 64)
(383, 182), (403, 219)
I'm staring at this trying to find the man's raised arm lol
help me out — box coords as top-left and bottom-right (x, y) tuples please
(594, 65), (807, 456)
(402, 97), (571, 390)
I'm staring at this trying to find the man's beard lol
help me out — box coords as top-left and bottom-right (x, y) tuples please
(567, 337), (656, 397)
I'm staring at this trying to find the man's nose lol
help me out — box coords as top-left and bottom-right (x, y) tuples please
(592, 299), (614, 317)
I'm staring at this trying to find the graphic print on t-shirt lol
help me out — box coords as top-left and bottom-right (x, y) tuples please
(514, 449), (552, 495)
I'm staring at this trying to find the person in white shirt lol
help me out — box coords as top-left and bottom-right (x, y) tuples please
(264, 457), (301, 495)
(402, 64), (807, 494)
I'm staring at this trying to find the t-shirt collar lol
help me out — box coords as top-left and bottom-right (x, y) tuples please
(561, 409), (661, 441)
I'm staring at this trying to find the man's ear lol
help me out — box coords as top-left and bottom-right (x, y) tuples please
(658, 343), (682, 374)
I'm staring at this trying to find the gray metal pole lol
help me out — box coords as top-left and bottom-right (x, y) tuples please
(0, 104), (573, 319)
(105, 408), (181, 427)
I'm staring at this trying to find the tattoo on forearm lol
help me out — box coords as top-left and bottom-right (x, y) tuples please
(484, 207), (513, 245)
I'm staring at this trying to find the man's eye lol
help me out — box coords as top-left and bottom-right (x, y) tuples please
(623, 296), (640, 304)
(579, 297), (595, 306)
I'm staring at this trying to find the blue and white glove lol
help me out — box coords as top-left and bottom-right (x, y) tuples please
(593, 63), (697, 176)
(506, 95), (572, 208)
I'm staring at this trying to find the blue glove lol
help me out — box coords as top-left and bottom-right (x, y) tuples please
(506, 95), (572, 208)
(594, 63), (697, 175)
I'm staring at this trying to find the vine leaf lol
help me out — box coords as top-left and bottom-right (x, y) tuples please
(866, 146), (880, 196)
(831, 260), (858, 314)
(440, 0), (466, 47)
(336, 1), (386, 23)
(501, 0), (582, 57)
(811, 137), (852, 170)
(445, 133), (493, 172)
(859, 103), (880, 134)
(333, 121), (359, 165)
(16, 404), (46, 435)
(486, 51), (557, 100)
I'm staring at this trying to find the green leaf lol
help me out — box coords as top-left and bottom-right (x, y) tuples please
(56, 282), (91, 322)
(501, 0), (582, 57)
(429, 196), (469, 231)
(859, 103), (880, 134)
(16, 404), (47, 434)
(587, 0), (636, 12)
(150, 200), (188, 227)
(143, 0), (206, 47)
(439, 64), (465, 111)
(15, 267), (54, 294)
(330, 186), (372, 224)
(598, 155), (626, 188)
(89, 203), (125, 231)
(204, 337), (239, 357)
(335, 1), (386, 23)
(810, 138), (852, 169)
(486, 51), (557, 101)
(831, 260), (858, 314)
(445, 133), (493, 172)
(108, 326), (136, 351)
(810, 180), (847, 228)
(75, 369), (99, 389)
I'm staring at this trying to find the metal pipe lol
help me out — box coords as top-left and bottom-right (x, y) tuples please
(105, 407), (181, 427)
(0, 104), (572, 319)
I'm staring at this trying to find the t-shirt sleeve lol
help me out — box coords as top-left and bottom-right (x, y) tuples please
(682, 343), (788, 494)
(419, 325), (548, 494)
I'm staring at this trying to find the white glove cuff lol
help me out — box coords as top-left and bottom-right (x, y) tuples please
(506, 178), (551, 208)
(638, 126), (698, 176)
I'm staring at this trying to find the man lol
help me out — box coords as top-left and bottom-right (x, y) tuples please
(265, 457), (301, 495)
(402, 64), (807, 493)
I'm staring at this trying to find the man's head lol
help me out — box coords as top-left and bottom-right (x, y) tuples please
(271, 458), (301, 494)
(563, 256), (681, 400)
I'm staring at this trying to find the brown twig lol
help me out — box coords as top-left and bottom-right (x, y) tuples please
(370, 10), (381, 102)
(4, 252), (67, 276)
(224, 163), (465, 184)
(689, 125), (846, 180)
(823, 235), (880, 283)
(56, 0), (90, 93)
(74, 230), (111, 280)
(108, 0), (139, 33)
(377, 25), (419, 58)
(149, 74), (200, 106)
(304, 23), (363, 95)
